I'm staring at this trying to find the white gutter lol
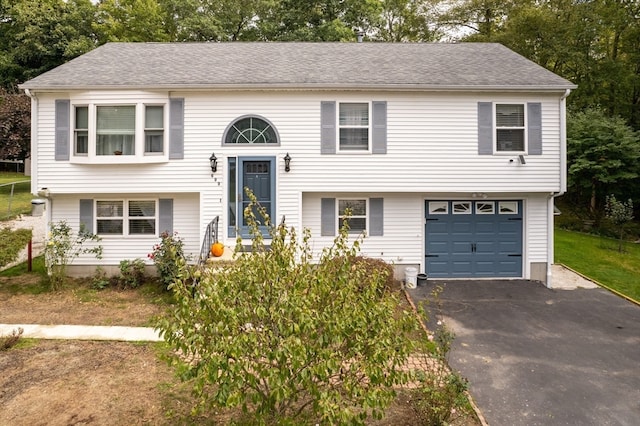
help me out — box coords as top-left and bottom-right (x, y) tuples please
(547, 88), (572, 288)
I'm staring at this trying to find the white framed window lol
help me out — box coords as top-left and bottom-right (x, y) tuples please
(338, 199), (367, 233)
(96, 199), (157, 236)
(144, 105), (164, 153)
(496, 104), (525, 152)
(476, 201), (495, 214)
(339, 103), (369, 151)
(499, 201), (519, 214)
(74, 106), (88, 155)
(68, 101), (168, 163)
(223, 115), (279, 145)
(453, 202), (472, 214)
(428, 201), (448, 214)
(97, 105), (135, 155)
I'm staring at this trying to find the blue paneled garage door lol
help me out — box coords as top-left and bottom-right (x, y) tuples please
(425, 200), (523, 278)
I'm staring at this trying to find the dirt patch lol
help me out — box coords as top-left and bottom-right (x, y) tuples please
(0, 277), (168, 327)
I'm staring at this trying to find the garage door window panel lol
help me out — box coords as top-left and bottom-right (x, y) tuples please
(476, 202), (495, 214)
(453, 202), (472, 214)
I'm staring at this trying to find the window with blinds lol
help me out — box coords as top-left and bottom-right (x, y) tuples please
(496, 104), (525, 152)
(96, 200), (156, 235)
(339, 103), (369, 151)
(96, 106), (136, 155)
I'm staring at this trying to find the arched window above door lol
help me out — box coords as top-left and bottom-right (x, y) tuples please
(223, 115), (279, 145)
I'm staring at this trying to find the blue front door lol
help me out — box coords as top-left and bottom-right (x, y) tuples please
(229, 157), (275, 238)
(425, 200), (523, 278)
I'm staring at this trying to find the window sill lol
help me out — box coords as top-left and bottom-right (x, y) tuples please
(70, 155), (169, 164)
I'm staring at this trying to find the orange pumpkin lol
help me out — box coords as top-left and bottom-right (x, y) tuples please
(210, 242), (225, 257)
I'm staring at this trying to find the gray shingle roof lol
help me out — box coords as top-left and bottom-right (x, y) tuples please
(20, 42), (575, 91)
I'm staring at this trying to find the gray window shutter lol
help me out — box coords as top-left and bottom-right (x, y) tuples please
(159, 199), (173, 233)
(478, 102), (493, 155)
(321, 198), (335, 236)
(321, 101), (336, 154)
(169, 98), (184, 159)
(527, 102), (542, 155)
(79, 199), (93, 234)
(369, 198), (384, 236)
(55, 99), (70, 160)
(372, 101), (387, 154)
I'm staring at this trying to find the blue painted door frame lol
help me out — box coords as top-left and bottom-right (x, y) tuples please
(228, 156), (276, 238)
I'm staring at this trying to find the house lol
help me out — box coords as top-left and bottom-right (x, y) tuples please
(20, 42), (575, 286)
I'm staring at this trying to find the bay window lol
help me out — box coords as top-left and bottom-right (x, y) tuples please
(67, 101), (167, 162)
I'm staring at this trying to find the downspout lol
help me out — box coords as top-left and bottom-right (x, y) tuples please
(547, 88), (571, 288)
(24, 89), (38, 195)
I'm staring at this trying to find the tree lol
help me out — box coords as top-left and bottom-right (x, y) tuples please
(94, 0), (171, 43)
(0, 88), (30, 161)
(437, 0), (515, 40)
(605, 194), (634, 252)
(376, 0), (441, 42)
(157, 192), (417, 424)
(567, 108), (640, 217)
(0, 0), (98, 88)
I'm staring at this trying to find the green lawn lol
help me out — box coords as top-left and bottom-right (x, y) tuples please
(0, 172), (32, 220)
(555, 228), (640, 301)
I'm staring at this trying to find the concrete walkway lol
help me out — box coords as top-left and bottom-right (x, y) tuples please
(0, 324), (162, 342)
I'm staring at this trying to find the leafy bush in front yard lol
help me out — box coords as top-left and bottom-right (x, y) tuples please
(117, 258), (146, 289)
(44, 221), (102, 290)
(149, 231), (185, 290)
(157, 192), (418, 425)
(0, 227), (32, 268)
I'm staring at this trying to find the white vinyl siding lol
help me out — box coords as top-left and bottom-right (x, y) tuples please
(50, 194), (200, 266)
(34, 90), (561, 278)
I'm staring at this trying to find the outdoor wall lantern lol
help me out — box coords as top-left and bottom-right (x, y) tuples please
(209, 152), (218, 173)
(284, 152), (291, 172)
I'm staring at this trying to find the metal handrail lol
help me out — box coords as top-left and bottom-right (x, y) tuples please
(198, 216), (219, 264)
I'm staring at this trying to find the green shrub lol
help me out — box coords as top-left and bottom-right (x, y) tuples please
(118, 258), (146, 289)
(44, 221), (102, 290)
(0, 227), (32, 268)
(149, 231), (185, 290)
(90, 266), (111, 290)
(157, 191), (418, 425)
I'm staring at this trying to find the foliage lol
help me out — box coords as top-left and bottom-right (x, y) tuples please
(567, 108), (640, 216)
(149, 231), (185, 290)
(44, 220), (102, 290)
(94, 0), (172, 43)
(604, 194), (634, 253)
(90, 266), (110, 290)
(411, 287), (470, 425)
(555, 228), (640, 302)
(118, 258), (146, 289)
(0, 327), (24, 351)
(0, 88), (30, 160)
(0, 227), (32, 268)
(0, 0), (98, 88)
(157, 191), (418, 424)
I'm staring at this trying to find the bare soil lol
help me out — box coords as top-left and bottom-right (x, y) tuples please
(0, 275), (478, 425)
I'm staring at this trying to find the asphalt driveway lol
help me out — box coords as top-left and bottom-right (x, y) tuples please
(410, 280), (640, 426)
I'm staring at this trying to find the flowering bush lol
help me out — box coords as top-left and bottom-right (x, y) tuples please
(149, 231), (186, 290)
(44, 221), (102, 290)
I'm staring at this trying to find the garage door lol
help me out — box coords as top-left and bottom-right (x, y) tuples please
(425, 200), (523, 278)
